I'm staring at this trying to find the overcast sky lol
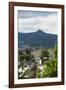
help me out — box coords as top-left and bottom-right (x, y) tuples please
(18, 10), (58, 34)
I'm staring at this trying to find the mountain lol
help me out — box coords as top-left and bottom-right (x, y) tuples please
(18, 29), (57, 48)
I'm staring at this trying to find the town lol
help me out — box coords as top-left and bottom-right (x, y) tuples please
(18, 45), (57, 79)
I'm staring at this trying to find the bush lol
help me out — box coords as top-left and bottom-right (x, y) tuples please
(36, 68), (41, 78)
(42, 59), (57, 78)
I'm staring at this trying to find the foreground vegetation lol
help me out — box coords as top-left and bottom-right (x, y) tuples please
(18, 45), (58, 79)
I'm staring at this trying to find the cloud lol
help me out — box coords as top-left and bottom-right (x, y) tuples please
(18, 13), (58, 34)
(18, 10), (57, 18)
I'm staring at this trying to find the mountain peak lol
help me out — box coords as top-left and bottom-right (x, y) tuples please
(37, 29), (43, 32)
(36, 29), (46, 34)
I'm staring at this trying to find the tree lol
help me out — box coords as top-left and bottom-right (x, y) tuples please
(25, 48), (31, 55)
(39, 46), (58, 78)
(54, 45), (58, 59)
(42, 58), (57, 78)
(36, 68), (41, 78)
(40, 49), (49, 63)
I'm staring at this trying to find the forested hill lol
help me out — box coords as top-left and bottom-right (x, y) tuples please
(18, 29), (57, 48)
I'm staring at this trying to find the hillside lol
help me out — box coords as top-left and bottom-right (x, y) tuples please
(18, 29), (57, 48)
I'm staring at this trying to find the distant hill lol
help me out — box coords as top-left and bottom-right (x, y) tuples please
(18, 29), (57, 48)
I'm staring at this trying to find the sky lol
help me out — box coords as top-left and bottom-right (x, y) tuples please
(18, 10), (58, 35)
